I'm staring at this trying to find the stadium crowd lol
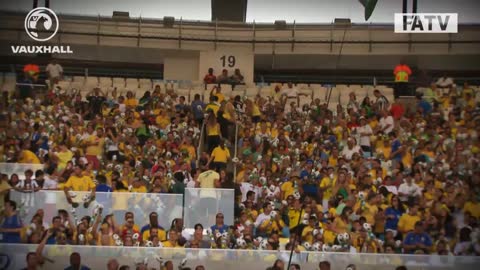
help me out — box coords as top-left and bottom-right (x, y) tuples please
(0, 65), (480, 269)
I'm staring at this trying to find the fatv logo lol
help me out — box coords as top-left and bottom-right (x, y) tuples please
(394, 13), (458, 33)
(12, 7), (73, 54)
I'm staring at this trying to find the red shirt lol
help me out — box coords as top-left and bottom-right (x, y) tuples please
(204, 74), (216, 84)
(390, 104), (405, 120)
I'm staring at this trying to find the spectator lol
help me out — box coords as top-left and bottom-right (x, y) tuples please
(230, 68), (245, 85)
(216, 69), (230, 84)
(373, 89), (390, 111)
(107, 259), (119, 270)
(14, 169), (40, 193)
(403, 221), (433, 254)
(63, 164), (96, 208)
(64, 252), (91, 270)
(416, 93), (432, 116)
(45, 59), (63, 89)
(189, 223), (211, 248)
(203, 67), (216, 84)
(0, 174), (12, 210)
(0, 200), (23, 243)
(191, 94), (205, 126)
(435, 74), (454, 89)
(398, 204), (421, 235)
(95, 175), (112, 192)
(207, 140), (231, 171)
(20, 252), (39, 270)
(319, 261), (331, 270)
(86, 87), (106, 118)
(211, 213), (229, 234)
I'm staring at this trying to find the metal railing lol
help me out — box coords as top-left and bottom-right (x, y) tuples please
(0, 244), (478, 270)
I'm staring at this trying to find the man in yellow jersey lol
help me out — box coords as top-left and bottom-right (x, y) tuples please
(64, 164), (96, 208)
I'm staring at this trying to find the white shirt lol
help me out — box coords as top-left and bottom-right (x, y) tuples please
(282, 87), (299, 98)
(398, 182), (422, 202)
(355, 124), (373, 147)
(379, 116), (394, 134)
(436, 77), (454, 88)
(15, 179), (39, 191)
(254, 212), (271, 228)
(240, 182), (255, 203)
(341, 145), (361, 160)
(46, 63), (63, 78)
(42, 177), (58, 190)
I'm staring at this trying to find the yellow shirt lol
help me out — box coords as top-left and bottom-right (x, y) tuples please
(125, 98), (138, 107)
(354, 202), (378, 225)
(85, 135), (104, 156)
(320, 177), (335, 200)
(131, 186), (147, 193)
(155, 115), (170, 129)
(332, 217), (349, 233)
(280, 181), (295, 200)
(198, 170), (220, 188)
(205, 103), (220, 116)
(211, 146), (230, 163)
(464, 202), (480, 218)
(19, 150), (40, 164)
(64, 175), (95, 191)
(179, 144), (196, 160)
(207, 123), (220, 136)
(215, 93), (225, 104)
(0, 181), (12, 209)
(162, 240), (181, 248)
(397, 214), (421, 233)
(251, 104), (261, 117)
(56, 150), (73, 170)
(302, 225), (315, 244)
(287, 208), (304, 229)
(142, 228), (167, 242)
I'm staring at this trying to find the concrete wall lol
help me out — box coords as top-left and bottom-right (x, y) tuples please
(164, 55), (200, 81)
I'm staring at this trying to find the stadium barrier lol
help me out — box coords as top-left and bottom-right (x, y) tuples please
(9, 190), (183, 230)
(0, 244), (479, 270)
(183, 188), (235, 229)
(0, 163), (44, 180)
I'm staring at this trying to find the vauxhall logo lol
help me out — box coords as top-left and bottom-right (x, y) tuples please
(12, 7), (73, 54)
(394, 13), (458, 33)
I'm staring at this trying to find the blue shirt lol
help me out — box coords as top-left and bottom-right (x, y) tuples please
(65, 265), (91, 270)
(404, 232), (432, 253)
(0, 214), (22, 243)
(418, 100), (432, 116)
(391, 139), (402, 161)
(211, 224), (229, 233)
(191, 100), (205, 119)
(96, 184), (112, 193)
(385, 207), (403, 230)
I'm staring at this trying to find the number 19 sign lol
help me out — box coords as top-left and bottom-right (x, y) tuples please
(199, 47), (254, 84)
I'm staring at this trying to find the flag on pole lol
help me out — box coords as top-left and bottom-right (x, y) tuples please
(358, 0), (379, 21)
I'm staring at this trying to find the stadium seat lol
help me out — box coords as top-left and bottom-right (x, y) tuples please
(139, 78), (153, 92)
(260, 86), (272, 97)
(98, 77), (112, 88)
(112, 77), (126, 92)
(231, 89), (245, 98)
(206, 84), (217, 91)
(85, 76), (99, 90)
(73, 76), (85, 84)
(245, 87), (259, 97)
(299, 96), (312, 107)
(125, 78), (139, 91)
(313, 86), (327, 101)
(176, 89), (190, 98)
